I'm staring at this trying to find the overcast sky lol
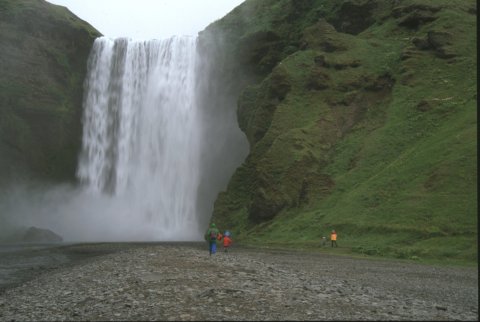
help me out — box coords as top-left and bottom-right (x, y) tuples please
(45, 0), (244, 40)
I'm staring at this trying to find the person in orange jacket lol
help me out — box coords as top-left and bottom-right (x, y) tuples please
(330, 230), (338, 247)
(223, 230), (233, 252)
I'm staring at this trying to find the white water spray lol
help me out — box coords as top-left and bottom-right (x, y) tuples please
(76, 36), (202, 240)
(0, 34), (249, 243)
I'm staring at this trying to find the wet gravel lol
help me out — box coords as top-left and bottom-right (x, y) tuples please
(0, 242), (477, 321)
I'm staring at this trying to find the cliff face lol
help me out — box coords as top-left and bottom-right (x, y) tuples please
(199, 0), (477, 261)
(0, 0), (476, 261)
(0, 0), (100, 184)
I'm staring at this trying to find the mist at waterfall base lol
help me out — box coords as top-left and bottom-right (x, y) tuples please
(0, 36), (248, 243)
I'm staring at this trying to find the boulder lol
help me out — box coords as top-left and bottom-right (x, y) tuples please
(22, 226), (63, 243)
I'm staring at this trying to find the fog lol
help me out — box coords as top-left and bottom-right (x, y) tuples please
(0, 35), (249, 243)
(1, 1), (250, 243)
(0, 181), (211, 242)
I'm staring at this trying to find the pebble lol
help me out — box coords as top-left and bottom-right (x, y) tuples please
(0, 244), (477, 321)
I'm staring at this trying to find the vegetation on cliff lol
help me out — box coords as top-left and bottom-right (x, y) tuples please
(200, 0), (477, 263)
(0, 0), (100, 184)
(0, 0), (476, 264)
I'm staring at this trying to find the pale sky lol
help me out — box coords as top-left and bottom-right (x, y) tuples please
(45, 0), (244, 40)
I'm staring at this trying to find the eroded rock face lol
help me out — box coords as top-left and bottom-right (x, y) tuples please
(205, 0), (476, 241)
(0, 0), (101, 183)
(329, 0), (379, 35)
(393, 4), (440, 29)
(412, 31), (456, 58)
(22, 226), (63, 243)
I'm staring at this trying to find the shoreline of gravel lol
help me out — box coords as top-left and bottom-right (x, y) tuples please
(0, 242), (477, 321)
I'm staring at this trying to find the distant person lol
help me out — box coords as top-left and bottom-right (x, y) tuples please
(205, 223), (220, 256)
(330, 230), (338, 247)
(321, 236), (327, 247)
(223, 230), (232, 252)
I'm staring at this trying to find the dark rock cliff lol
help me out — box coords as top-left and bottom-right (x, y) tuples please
(0, 0), (476, 261)
(199, 0), (477, 261)
(0, 0), (101, 185)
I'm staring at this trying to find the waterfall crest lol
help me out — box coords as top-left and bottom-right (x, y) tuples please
(77, 36), (202, 240)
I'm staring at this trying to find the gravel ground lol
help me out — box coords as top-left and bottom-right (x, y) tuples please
(0, 242), (477, 321)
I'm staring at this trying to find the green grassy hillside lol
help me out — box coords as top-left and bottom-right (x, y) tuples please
(0, 0), (100, 184)
(201, 0), (477, 263)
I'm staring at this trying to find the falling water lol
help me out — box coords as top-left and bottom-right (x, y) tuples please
(0, 34), (248, 242)
(76, 36), (202, 240)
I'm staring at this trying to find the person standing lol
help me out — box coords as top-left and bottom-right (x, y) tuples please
(223, 230), (232, 252)
(321, 236), (327, 247)
(330, 230), (338, 247)
(205, 223), (220, 256)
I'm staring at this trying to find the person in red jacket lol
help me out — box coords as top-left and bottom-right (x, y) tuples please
(223, 231), (233, 252)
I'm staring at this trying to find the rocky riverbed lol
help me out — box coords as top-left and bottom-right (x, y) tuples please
(0, 243), (477, 321)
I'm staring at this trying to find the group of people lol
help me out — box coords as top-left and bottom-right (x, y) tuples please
(206, 223), (337, 254)
(320, 229), (338, 247)
(204, 223), (233, 255)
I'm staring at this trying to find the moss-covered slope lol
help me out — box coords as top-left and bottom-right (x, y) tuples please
(0, 0), (100, 184)
(200, 0), (477, 262)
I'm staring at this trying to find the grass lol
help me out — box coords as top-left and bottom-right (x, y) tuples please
(2, 0), (475, 265)
(208, 0), (477, 265)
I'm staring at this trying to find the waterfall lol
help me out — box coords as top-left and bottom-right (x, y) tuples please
(77, 36), (202, 240)
(0, 35), (249, 242)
